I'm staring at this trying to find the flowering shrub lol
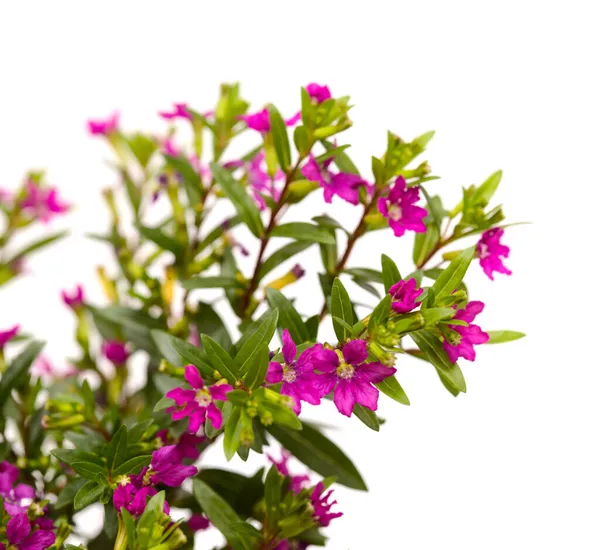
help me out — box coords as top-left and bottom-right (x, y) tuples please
(0, 83), (525, 549)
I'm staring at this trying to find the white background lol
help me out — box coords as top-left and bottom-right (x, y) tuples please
(1, 1), (599, 548)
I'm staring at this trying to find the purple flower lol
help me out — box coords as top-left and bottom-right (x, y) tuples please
(4, 513), (55, 550)
(239, 108), (301, 133)
(267, 450), (310, 494)
(87, 111), (119, 136)
(477, 228), (512, 280)
(102, 340), (130, 365)
(266, 330), (323, 414)
(301, 155), (371, 206)
(159, 102), (192, 121)
(306, 83), (332, 104)
(148, 446), (198, 487)
(0, 325), (19, 349)
(389, 278), (423, 313)
(21, 182), (69, 223)
(162, 137), (180, 157)
(310, 482), (343, 527)
(166, 365), (233, 432)
(377, 176), (427, 237)
(188, 514), (210, 532)
(442, 301), (490, 362)
(60, 284), (84, 309)
(311, 340), (396, 417)
(173, 433), (206, 461)
(113, 481), (158, 517)
(247, 151), (285, 210)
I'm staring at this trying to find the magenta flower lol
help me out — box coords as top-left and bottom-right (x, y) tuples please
(377, 176), (427, 237)
(266, 330), (323, 414)
(0, 461), (37, 518)
(166, 365), (232, 432)
(87, 111), (119, 136)
(188, 514), (210, 532)
(159, 102), (192, 121)
(301, 155), (371, 206)
(102, 340), (130, 365)
(0, 187), (12, 204)
(311, 340), (396, 417)
(247, 151), (285, 210)
(306, 83), (332, 104)
(173, 433), (206, 461)
(0, 325), (19, 350)
(113, 481), (159, 517)
(267, 450), (310, 494)
(442, 301), (490, 362)
(310, 482), (343, 527)
(162, 137), (180, 157)
(3, 514), (55, 550)
(477, 228), (512, 280)
(239, 108), (300, 133)
(147, 446), (198, 487)
(389, 278), (423, 313)
(60, 284), (84, 309)
(21, 181), (69, 223)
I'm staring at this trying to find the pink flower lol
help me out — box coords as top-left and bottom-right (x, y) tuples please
(87, 111), (119, 136)
(4, 513), (55, 550)
(148, 446), (197, 487)
(30, 356), (77, 381)
(159, 102), (192, 121)
(477, 228), (512, 280)
(60, 285), (84, 309)
(247, 151), (285, 210)
(239, 108), (300, 133)
(102, 340), (130, 365)
(188, 514), (210, 532)
(389, 278), (423, 313)
(113, 481), (159, 517)
(0, 325), (19, 349)
(310, 482), (343, 526)
(21, 182), (69, 223)
(301, 155), (371, 206)
(311, 340), (396, 417)
(377, 176), (427, 237)
(173, 433), (206, 461)
(267, 450), (310, 494)
(0, 187), (12, 204)
(166, 365), (232, 432)
(306, 83), (332, 104)
(266, 330), (323, 414)
(442, 301), (490, 362)
(162, 137), (180, 156)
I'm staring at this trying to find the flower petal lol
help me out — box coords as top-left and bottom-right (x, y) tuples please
(342, 340), (368, 365)
(184, 365), (204, 389)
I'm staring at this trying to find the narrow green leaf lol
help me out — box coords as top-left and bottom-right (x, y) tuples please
(381, 254), (401, 293)
(212, 162), (264, 238)
(268, 105), (292, 171)
(368, 295), (392, 335)
(233, 309), (279, 375)
(201, 334), (238, 383)
(223, 406), (243, 461)
(413, 224), (440, 267)
(353, 405), (380, 431)
(266, 288), (310, 343)
(107, 425), (128, 471)
(258, 241), (312, 282)
(431, 247), (475, 302)
(181, 276), (242, 290)
(70, 461), (106, 480)
(151, 330), (213, 378)
(472, 170), (502, 205)
(421, 308), (456, 326)
(164, 154), (202, 205)
(196, 301), (232, 349)
(112, 455), (152, 477)
(321, 139), (360, 175)
(331, 278), (353, 341)
(376, 375), (410, 405)
(268, 422), (367, 490)
(74, 480), (105, 510)
(138, 225), (185, 258)
(7, 231), (68, 263)
(271, 223), (335, 245)
(55, 477), (87, 510)
(244, 345), (269, 390)
(0, 340), (45, 403)
(486, 330), (526, 344)
(195, 216), (242, 255)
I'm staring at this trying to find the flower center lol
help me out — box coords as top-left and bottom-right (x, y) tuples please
(116, 475), (131, 487)
(195, 388), (212, 407)
(282, 365), (297, 383)
(336, 362), (355, 380)
(479, 243), (490, 259)
(388, 203), (403, 221)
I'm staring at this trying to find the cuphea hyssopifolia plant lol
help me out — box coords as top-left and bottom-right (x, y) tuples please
(0, 82), (526, 550)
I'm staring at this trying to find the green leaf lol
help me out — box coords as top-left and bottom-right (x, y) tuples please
(410, 330), (467, 395)
(234, 309), (279, 375)
(264, 465), (283, 525)
(353, 405), (380, 431)
(431, 247), (475, 302)
(259, 399), (302, 431)
(330, 278), (353, 341)
(332, 316), (356, 339)
(344, 267), (383, 284)
(52, 448), (105, 467)
(0, 340), (45, 403)
(55, 477), (87, 510)
(223, 406), (243, 461)
(151, 330), (213, 378)
(422, 308), (456, 326)
(258, 241), (312, 282)
(268, 105), (292, 171)
(268, 422), (367, 490)
(112, 455), (152, 477)
(381, 254), (401, 293)
(181, 276), (242, 290)
(244, 345), (269, 390)
(126, 132), (157, 168)
(321, 139), (360, 175)
(413, 224), (440, 267)
(271, 223), (335, 245)
(472, 170), (502, 206)
(368, 295), (392, 335)
(376, 375), (410, 405)
(138, 225), (185, 258)
(293, 126), (310, 155)
(107, 425), (128, 471)
(121, 509), (136, 548)
(201, 334), (238, 383)
(195, 216), (242, 255)
(196, 301), (232, 349)
(486, 330), (526, 344)
(70, 461), (106, 480)
(265, 288), (310, 343)
(6, 231), (68, 263)
(164, 154), (202, 205)
(193, 479), (250, 550)
(74, 480), (105, 510)
(211, 162), (264, 238)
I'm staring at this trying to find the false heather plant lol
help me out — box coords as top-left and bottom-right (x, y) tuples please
(0, 83), (525, 549)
